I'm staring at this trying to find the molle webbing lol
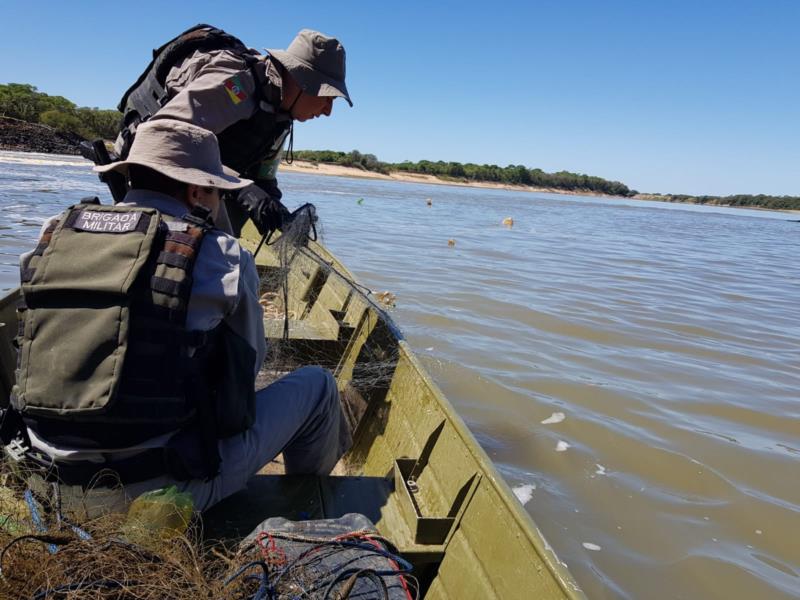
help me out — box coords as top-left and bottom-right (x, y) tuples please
(145, 219), (206, 320)
(14, 204), (216, 448)
(115, 214), (212, 427)
(17, 220), (59, 357)
(20, 221), (59, 284)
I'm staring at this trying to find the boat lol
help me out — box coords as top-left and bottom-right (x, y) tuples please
(0, 220), (584, 599)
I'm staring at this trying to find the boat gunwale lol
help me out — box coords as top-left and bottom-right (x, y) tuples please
(282, 237), (585, 599)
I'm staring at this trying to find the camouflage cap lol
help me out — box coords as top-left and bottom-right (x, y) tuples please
(94, 119), (252, 190)
(267, 29), (353, 107)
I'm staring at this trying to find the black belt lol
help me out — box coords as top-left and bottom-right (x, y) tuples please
(35, 448), (169, 488)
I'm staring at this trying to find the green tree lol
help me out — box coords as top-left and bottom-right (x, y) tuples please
(39, 110), (84, 135)
(0, 83), (41, 121)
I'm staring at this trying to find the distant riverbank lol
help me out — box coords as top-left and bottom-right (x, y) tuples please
(280, 159), (615, 196)
(281, 160), (800, 214)
(2, 118), (797, 214)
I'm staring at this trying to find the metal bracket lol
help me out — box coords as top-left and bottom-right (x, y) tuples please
(394, 420), (482, 547)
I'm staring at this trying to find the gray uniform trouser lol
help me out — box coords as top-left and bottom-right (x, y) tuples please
(44, 367), (351, 516)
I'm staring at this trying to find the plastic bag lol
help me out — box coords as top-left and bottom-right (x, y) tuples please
(124, 485), (194, 540)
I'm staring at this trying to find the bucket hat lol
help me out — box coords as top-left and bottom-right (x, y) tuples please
(94, 119), (252, 190)
(267, 29), (352, 107)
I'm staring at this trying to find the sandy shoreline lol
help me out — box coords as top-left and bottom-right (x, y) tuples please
(280, 160), (800, 215)
(280, 160), (613, 197)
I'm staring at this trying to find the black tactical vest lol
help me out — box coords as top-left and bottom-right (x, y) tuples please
(12, 202), (253, 452)
(116, 24), (289, 176)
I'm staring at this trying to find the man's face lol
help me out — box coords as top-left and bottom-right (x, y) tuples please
(186, 185), (222, 220)
(291, 93), (334, 122)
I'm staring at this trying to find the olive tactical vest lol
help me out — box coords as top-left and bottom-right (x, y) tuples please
(12, 202), (224, 448)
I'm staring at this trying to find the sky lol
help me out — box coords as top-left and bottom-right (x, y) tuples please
(1, 0), (798, 196)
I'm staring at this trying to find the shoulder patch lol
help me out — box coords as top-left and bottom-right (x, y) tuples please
(224, 75), (248, 105)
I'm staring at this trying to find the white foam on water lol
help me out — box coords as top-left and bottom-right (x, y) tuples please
(541, 411), (565, 425)
(425, 347), (434, 351)
(556, 440), (571, 452)
(512, 483), (536, 505)
(582, 542), (602, 551)
(755, 529), (762, 535)
(595, 464), (606, 475)
(0, 154), (91, 168)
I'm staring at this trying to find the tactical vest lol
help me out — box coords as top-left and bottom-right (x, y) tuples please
(11, 201), (253, 455)
(116, 23), (290, 176)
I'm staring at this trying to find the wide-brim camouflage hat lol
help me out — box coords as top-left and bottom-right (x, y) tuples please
(267, 29), (353, 107)
(94, 119), (252, 190)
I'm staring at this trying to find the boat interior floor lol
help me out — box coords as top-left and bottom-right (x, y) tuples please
(202, 473), (393, 543)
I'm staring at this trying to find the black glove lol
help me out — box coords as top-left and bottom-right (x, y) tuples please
(236, 179), (290, 236)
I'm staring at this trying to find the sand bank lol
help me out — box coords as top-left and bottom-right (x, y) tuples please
(280, 160), (800, 214)
(279, 160), (609, 197)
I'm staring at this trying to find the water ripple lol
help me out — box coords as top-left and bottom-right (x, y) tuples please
(2, 153), (798, 599)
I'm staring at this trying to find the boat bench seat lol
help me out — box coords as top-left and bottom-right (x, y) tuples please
(263, 316), (339, 340)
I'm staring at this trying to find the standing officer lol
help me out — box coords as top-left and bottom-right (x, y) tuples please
(108, 25), (352, 237)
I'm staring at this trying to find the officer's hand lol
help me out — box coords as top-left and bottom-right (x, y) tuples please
(237, 181), (290, 236)
(253, 196), (291, 236)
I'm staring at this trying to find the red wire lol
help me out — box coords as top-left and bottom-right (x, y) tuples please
(333, 532), (413, 600)
(256, 530), (413, 600)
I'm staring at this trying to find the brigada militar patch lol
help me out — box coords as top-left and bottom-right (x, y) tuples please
(74, 211), (142, 233)
(224, 75), (247, 104)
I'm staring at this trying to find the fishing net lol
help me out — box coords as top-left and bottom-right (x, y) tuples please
(0, 458), (418, 599)
(254, 205), (401, 437)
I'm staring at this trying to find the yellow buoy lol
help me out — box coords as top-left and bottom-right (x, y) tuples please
(502, 217), (514, 227)
(448, 239), (456, 247)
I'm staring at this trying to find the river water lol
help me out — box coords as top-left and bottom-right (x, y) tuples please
(1, 150), (798, 599)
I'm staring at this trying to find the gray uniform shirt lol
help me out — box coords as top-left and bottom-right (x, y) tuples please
(117, 50), (289, 178)
(156, 49), (278, 134)
(26, 190), (266, 461)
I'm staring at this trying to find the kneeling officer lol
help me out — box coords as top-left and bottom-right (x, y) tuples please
(9, 119), (350, 512)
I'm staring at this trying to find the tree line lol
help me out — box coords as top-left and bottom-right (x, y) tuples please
(293, 150), (635, 197)
(0, 83), (120, 140)
(293, 150), (800, 209)
(654, 193), (800, 211)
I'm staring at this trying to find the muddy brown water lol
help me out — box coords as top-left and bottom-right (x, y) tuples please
(1, 150), (798, 599)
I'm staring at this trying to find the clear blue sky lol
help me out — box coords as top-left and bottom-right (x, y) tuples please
(2, 0), (798, 196)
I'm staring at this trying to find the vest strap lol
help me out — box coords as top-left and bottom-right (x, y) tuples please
(39, 447), (169, 487)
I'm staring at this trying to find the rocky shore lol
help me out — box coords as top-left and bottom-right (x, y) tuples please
(0, 117), (84, 155)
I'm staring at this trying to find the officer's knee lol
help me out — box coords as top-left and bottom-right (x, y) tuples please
(295, 366), (338, 408)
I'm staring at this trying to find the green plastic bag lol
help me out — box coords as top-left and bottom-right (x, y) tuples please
(124, 486), (194, 540)
(0, 485), (31, 535)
